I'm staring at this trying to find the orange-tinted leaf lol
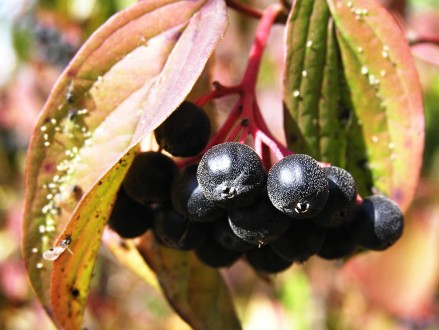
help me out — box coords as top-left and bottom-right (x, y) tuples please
(50, 147), (135, 329)
(327, 0), (424, 209)
(138, 236), (242, 330)
(22, 0), (228, 323)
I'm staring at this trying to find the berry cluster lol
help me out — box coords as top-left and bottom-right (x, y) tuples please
(109, 101), (404, 274)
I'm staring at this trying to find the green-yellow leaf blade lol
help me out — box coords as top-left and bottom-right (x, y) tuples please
(327, 0), (424, 209)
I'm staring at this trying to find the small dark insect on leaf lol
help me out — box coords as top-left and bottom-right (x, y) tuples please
(72, 185), (84, 201)
(71, 287), (80, 298)
(42, 234), (73, 261)
(66, 86), (75, 104)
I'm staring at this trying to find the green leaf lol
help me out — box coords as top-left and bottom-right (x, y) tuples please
(22, 0), (228, 324)
(283, 0), (424, 209)
(327, 0), (424, 209)
(283, 0), (334, 160)
(139, 235), (242, 330)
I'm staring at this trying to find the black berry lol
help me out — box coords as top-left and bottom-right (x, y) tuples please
(317, 223), (357, 260)
(195, 239), (242, 268)
(123, 152), (177, 206)
(108, 187), (153, 238)
(197, 142), (266, 208)
(246, 246), (292, 274)
(212, 218), (255, 252)
(154, 101), (211, 157)
(311, 166), (357, 227)
(352, 195), (404, 251)
(171, 164), (225, 222)
(228, 193), (290, 246)
(267, 154), (329, 218)
(153, 208), (206, 250)
(270, 221), (326, 263)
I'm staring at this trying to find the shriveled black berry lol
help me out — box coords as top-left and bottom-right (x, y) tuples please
(123, 152), (177, 206)
(171, 164), (225, 222)
(212, 218), (255, 252)
(228, 193), (290, 246)
(153, 208), (206, 250)
(246, 246), (292, 274)
(317, 223), (357, 260)
(267, 154), (329, 219)
(108, 187), (153, 238)
(197, 142), (266, 208)
(154, 101), (211, 157)
(352, 195), (404, 251)
(270, 221), (326, 263)
(311, 166), (357, 227)
(195, 239), (242, 268)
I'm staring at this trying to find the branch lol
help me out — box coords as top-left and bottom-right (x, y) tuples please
(409, 34), (439, 47)
(225, 0), (289, 24)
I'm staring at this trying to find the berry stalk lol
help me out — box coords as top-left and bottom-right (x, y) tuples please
(185, 4), (289, 167)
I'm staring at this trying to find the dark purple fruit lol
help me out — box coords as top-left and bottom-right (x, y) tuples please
(197, 142), (266, 208)
(154, 101), (211, 157)
(108, 186), (153, 239)
(246, 246), (292, 274)
(212, 218), (255, 252)
(270, 221), (326, 263)
(123, 152), (177, 206)
(352, 195), (404, 251)
(311, 166), (357, 227)
(195, 239), (242, 268)
(153, 208), (206, 250)
(228, 193), (290, 246)
(171, 164), (225, 222)
(267, 154), (329, 219)
(317, 223), (357, 260)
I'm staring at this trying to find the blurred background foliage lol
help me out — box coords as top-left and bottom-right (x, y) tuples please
(0, 0), (437, 329)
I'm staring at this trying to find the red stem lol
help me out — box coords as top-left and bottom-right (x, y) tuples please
(241, 4), (283, 90)
(178, 4), (287, 167)
(225, 0), (264, 20)
(227, 122), (244, 142)
(254, 103), (292, 157)
(239, 125), (250, 143)
(409, 34), (439, 47)
(195, 84), (241, 107)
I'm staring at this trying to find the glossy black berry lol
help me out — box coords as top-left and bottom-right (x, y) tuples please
(270, 221), (326, 263)
(197, 142), (266, 208)
(267, 154), (329, 219)
(352, 195), (404, 251)
(171, 164), (225, 222)
(108, 187), (153, 239)
(228, 193), (290, 246)
(246, 246), (292, 274)
(154, 101), (211, 157)
(212, 218), (255, 252)
(123, 152), (177, 206)
(195, 239), (242, 268)
(317, 223), (357, 260)
(311, 166), (357, 227)
(153, 208), (206, 250)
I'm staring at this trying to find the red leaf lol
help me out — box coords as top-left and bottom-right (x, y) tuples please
(22, 0), (227, 327)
